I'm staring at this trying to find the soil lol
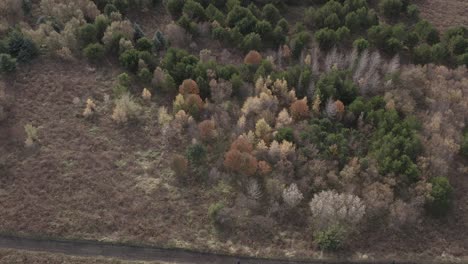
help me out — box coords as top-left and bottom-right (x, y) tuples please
(0, 248), (165, 264)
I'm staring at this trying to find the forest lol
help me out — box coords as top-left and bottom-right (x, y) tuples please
(0, 0), (467, 262)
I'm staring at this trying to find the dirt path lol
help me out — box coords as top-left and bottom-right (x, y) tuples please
(0, 235), (420, 264)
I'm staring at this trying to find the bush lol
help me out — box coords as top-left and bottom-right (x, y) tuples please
(0, 53), (16, 73)
(183, 0), (206, 21)
(426, 177), (453, 217)
(171, 154), (188, 181)
(291, 31), (311, 58)
(255, 20), (273, 40)
(94, 15), (110, 40)
(83, 43), (105, 62)
(290, 98), (309, 121)
(414, 20), (440, 45)
(275, 127), (294, 143)
(282, 183), (303, 208)
(136, 37), (153, 52)
(336, 26), (350, 42)
(369, 109), (421, 182)
(244, 50), (262, 65)
(138, 67), (152, 84)
(186, 143), (207, 165)
(309, 190), (366, 231)
(316, 70), (358, 104)
(165, 0), (184, 17)
(153, 31), (167, 51)
(111, 93), (142, 124)
(431, 43), (448, 63)
(413, 43), (432, 65)
(262, 4), (280, 24)
(208, 202), (225, 225)
(242, 33), (262, 52)
(179, 79), (200, 94)
(353, 38), (369, 53)
(78, 24), (98, 46)
(226, 6), (256, 34)
(7, 31), (38, 63)
(461, 131), (468, 157)
(315, 225), (346, 251)
(379, 0), (402, 19)
(206, 4), (224, 23)
(406, 4), (419, 19)
(119, 49), (140, 72)
(224, 149), (257, 176)
(315, 28), (337, 50)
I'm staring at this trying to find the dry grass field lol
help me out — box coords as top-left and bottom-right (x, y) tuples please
(415, 0), (468, 31)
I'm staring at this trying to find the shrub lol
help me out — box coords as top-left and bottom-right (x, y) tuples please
(224, 149), (258, 176)
(426, 176), (453, 217)
(141, 88), (152, 101)
(462, 132), (468, 157)
(113, 0), (129, 13)
(315, 28), (337, 50)
(206, 4), (224, 23)
(290, 31), (311, 58)
(0, 54), (16, 73)
(336, 26), (351, 42)
(262, 4), (280, 24)
(353, 38), (369, 53)
(316, 70), (358, 104)
(379, 0), (402, 19)
(275, 127), (294, 143)
(153, 31), (167, 51)
(83, 98), (96, 119)
(255, 118), (272, 140)
(242, 33), (262, 52)
(171, 154), (188, 180)
(458, 53), (468, 67)
(112, 93), (142, 124)
(290, 97), (309, 121)
(244, 50), (262, 65)
(413, 43), (432, 65)
(315, 225), (346, 251)
(103, 3), (118, 16)
(255, 20), (273, 40)
(186, 143), (207, 165)
(138, 67), (152, 84)
(119, 49), (140, 72)
(78, 24), (98, 46)
(7, 31), (38, 63)
(198, 119), (217, 142)
(406, 4), (419, 19)
(208, 202), (225, 225)
(83, 43), (105, 62)
(179, 79), (199, 95)
(94, 15), (110, 40)
(165, 0), (184, 17)
(282, 183), (303, 208)
(309, 190), (365, 231)
(183, 0), (206, 21)
(324, 13), (340, 30)
(369, 109), (421, 181)
(431, 43), (448, 63)
(414, 20), (440, 45)
(136, 37), (153, 52)
(177, 14), (198, 35)
(24, 123), (38, 147)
